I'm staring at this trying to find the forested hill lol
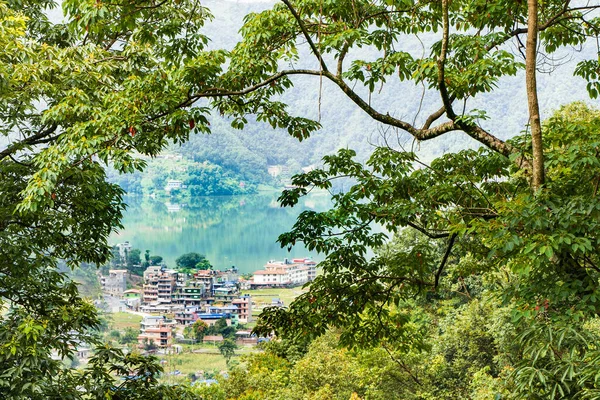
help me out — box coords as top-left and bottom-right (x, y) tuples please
(119, 0), (595, 192)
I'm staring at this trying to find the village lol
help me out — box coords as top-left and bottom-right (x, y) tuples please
(100, 242), (317, 352)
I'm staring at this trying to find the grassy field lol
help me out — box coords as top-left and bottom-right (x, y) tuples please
(243, 287), (307, 316)
(159, 352), (228, 375)
(108, 312), (143, 330)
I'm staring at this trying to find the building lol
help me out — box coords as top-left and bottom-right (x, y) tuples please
(140, 315), (175, 331)
(101, 269), (127, 297)
(252, 258), (317, 288)
(235, 330), (258, 345)
(213, 286), (237, 302)
(203, 335), (224, 345)
(138, 316), (176, 348)
(174, 307), (201, 326)
(115, 242), (132, 262)
(197, 312), (238, 326)
(172, 281), (206, 307)
(142, 267), (179, 305)
(193, 269), (217, 296)
(122, 289), (141, 310)
(164, 179), (185, 192)
(138, 321), (173, 348)
(231, 294), (252, 323)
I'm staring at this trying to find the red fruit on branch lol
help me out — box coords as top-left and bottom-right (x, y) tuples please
(129, 126), (136, 137)
(189, 119), (195, 129)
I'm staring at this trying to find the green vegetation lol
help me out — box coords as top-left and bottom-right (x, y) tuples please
(176, 252), (212, 272)
(108, 312), (143, 331)
(246, 287), (307, 314)
(3, 0), (600, 399)
(107, 157), (258, 197)
(218, 340), (238, 364)
(184, 320), (209, 342)
(161, 352), (228, 376)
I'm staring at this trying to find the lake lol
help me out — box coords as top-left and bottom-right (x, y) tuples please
(111, 192), (331, 274)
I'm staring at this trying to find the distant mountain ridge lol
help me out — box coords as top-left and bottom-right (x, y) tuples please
(149, 1), (594, 188)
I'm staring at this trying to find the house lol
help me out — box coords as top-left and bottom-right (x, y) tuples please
(138, 316), (176, 348)
(235, 330), (258, 345)
(101, 269), (127, 297)
(140, 315), (176, 331)
(213, 286), (237, 302)
(193, 269), (217, 296)
(123, 289), (141, 298)
(251, 258), (317, 288)
(123, 290), (141, 310)
(231, 294), (253, 323)
(197, 313), (238, 326)
(172, 282), (206, 307)
(174, 306), (201, 325)
(203, 335), (224, 344)
(138, 321), (173, 348)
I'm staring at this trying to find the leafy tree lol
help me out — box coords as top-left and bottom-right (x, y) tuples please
(254, 104), (600, 397)
(120, 327), (140, 345)
(218, 339), (238, 364)
(186, 319), (209, 341)
(196, 1), (600, 397)
(4, 0), (600, 398)
(127, 249), (142, 268)
(0, 0), (214, 396)
(176, 252), (211, 271)
(149, 255), (163, 266)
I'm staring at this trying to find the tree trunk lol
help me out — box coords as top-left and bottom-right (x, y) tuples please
(526, 0), (545, 190)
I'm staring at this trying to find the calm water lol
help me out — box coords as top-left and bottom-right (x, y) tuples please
(111, 192), (331, 274)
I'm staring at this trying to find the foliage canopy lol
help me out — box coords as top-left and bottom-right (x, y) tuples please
(3, 0), (600, 398)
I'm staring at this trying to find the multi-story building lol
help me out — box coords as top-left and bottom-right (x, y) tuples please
(138, 321), (173, 348)
(172, 281), (206, 307)
(251, 258), (317, 288)
(115, 242), (132, 263)
(138, 315), (176, 348)
(164, 179), (185, 192)
(232, 294), (252, 323)
(157, 272), (178, 304)
(101, 269), (127, 297)
(142, 267), (179, 305)
(174, 306), (201, 326)
(193, 269), (216, 296)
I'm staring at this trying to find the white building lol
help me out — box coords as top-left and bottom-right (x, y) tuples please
(115, 241), (132, 262)
(252, 258), (317, 288)
(101, 269), (127, 297)
(164, 179), (185, 192)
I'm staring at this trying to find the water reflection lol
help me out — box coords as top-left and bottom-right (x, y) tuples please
(112, 192), (331, 274)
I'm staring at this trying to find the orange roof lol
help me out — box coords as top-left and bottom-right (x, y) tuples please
(254, 270), (286, 275)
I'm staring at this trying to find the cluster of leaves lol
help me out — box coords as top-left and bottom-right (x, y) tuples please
(252, 103), (600, 398)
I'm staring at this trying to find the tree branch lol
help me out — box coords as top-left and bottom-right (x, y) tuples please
(281, 0), (328, 73)
(0, 124), (58, 161)
(437, 0), (456, 120)
(434, 233), (457, 289)
(526, 0), (545, 190)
